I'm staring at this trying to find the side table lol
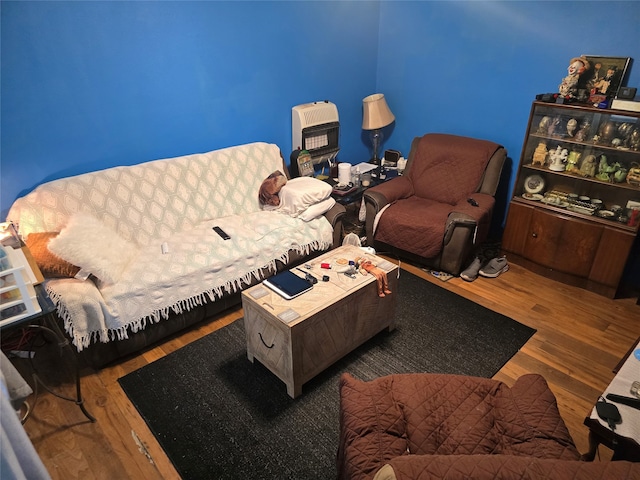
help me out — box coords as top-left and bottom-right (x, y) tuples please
(582, 338), (640, 461)
(327, 168), (399, 239)
(1, 284), (95, 423)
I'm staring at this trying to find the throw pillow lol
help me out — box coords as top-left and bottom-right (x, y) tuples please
(25, 232), (81, 278)
(258, 170), (287, 207)
(48, 213), (139, 284)
(277, 177), (333, 217)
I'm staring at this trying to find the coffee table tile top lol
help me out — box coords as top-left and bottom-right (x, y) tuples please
(245, 245), (395, 326)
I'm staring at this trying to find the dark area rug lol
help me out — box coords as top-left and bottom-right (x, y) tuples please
(118, 271), (535, 480)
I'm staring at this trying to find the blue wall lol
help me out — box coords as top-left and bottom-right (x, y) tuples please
(377, 1), (640, 198)
(2, 1), (640, 239)
(1, 0), (380, 217)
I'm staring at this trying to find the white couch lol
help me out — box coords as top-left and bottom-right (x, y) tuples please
(7, 142), (345, 367)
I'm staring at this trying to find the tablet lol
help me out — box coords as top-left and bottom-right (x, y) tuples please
(262, 270), (313, 300)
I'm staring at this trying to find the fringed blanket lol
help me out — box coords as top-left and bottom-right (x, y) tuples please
(46, 211), (333, 350)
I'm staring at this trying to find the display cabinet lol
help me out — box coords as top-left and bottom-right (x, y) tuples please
(502, 101), (640, 298)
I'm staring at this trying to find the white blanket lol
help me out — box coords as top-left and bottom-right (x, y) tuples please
(8, 142), (335, 351)
(46, 211), (333, 350)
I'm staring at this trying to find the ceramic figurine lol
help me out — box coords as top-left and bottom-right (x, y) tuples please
(574, 121), (591, 142)
(595, 155), (621, 182)
(531, 142), (548, 166)
(618, 123), (634, 146)
(548, 117), (561, 136)
(627, 164), (640, 186)
(579, 155), (597, 178)
(537, 116), (551, 134)
(614, 167), (628, 183)
(548, 146), (569, 171)
(566, 118), (578, 137)
(566, 151), (581, 173)
(596, 155), (610, 181)
(629, 128), (640, 151)
(599, 121), (617, 144)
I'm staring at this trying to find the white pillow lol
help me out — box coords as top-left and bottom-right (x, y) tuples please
(277, 177), (333, 217)
(298, 197), (336, 222)
(48, 213), (139, 284)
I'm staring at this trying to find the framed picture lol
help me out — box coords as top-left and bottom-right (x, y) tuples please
(582, 55), (632, 98)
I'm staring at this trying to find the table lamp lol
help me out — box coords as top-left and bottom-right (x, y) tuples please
(362, 93), (395, 178)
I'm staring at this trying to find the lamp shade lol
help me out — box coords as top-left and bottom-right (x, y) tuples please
(362, 93), (395, 130)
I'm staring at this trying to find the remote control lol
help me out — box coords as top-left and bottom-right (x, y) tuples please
(213, 226), (230, 240)
(606, 393), (640, 410)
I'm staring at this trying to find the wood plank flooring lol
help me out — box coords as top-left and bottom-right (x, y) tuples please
(12, 260), (640, 479)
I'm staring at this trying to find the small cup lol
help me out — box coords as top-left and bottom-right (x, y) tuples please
(591, 199), (603, 210)
(397, 157), (407, 174)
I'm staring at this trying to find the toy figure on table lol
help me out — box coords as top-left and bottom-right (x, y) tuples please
(355, 257), (392, 297)
(558, 56), (591, 99)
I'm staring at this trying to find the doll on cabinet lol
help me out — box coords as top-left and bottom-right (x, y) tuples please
(558, 56), (590, 99)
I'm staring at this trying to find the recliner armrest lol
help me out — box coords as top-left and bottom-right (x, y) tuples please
(366, 176), (414, 205)
(363, 177), (414, 246)
(374, 454), (635, 480)
(363, 190), (390, 248)
(443, 212), (477, 246)
(363, 189), (390, 214)
(324, 202), (346, 249)
(478, 147), (507, 196)
(440, 194), (496, 274)
(443, 192), (495, 245)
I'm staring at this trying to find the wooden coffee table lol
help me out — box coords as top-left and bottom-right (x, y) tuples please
(241, 245), (398, 398)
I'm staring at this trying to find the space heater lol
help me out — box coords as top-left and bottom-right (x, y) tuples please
(292, 101), (340, 165)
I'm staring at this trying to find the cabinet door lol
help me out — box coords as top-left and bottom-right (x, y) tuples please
(524, 209), (602, 277)
(589, 227), (635, 287)
(502, 202), (533, 256)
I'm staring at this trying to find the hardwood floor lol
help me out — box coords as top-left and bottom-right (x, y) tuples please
(12, 260), (640, 479)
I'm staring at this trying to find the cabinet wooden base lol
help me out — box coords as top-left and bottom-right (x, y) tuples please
(502, 251), (620, 298)
(502, 202), (636, 299)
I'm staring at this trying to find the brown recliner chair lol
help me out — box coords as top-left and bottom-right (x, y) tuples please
(364, 133), (506, 275)
(337, 373), (639, 480)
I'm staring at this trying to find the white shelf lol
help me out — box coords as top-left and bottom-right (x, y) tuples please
(0, 262), (42, 328)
